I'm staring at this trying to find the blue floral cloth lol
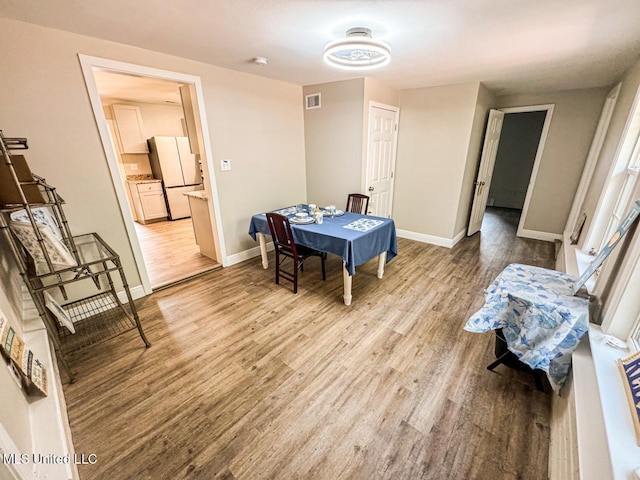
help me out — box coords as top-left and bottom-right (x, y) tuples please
(464, 263), (589, 392)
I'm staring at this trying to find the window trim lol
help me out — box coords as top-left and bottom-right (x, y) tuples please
(583, 85), (640, 255)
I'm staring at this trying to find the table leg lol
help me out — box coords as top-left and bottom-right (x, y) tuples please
(257, 232), (269, 269)
(343, 261), (352, 306)
(377, 251), (387, 279)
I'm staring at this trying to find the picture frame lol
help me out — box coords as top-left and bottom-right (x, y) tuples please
(9, 220), (76, 273)
(44, 291), (75, 334)
(617, 350), (640, 445)
(10, 206), (63, 240)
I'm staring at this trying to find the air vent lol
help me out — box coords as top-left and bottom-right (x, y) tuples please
(305, 93), (321, 110)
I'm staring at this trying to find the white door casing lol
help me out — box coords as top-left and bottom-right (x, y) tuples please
(467, 109), (505, 236)
(78, 55), (227, 295)
(467, 105), (554, 239)
(365, 103), (399, 217)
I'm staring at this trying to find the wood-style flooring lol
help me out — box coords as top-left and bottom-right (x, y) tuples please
(63, 207), (555, 480)
(134, 218), (221, 289)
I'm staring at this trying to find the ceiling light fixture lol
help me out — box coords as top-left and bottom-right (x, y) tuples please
(323, 27), (391, 71)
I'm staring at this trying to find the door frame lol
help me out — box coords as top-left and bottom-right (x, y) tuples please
(499, 104), (555, 239)
(363, 101), (400, 217)
(78, 54), (227, 296)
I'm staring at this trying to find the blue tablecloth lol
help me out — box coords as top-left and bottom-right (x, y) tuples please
(464, 263), (589, 392)
(248, 207), (397, 276)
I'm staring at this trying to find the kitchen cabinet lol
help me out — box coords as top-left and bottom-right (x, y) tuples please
(128, 181), (168, 224)
(113, 104), (149, 153)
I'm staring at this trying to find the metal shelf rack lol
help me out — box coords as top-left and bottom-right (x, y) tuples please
(0, 130), (151, 382)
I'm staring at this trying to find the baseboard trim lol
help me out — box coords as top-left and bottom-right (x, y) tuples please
(517, 228), (563, 242)
(225, 242), (274, 267)
(118, 244), (277, 301)
(452, 229), (466, 247)
(117, 284), (147, 304)
(397, 229), (457, 248)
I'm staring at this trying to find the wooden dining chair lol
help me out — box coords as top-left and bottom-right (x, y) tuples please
(265, 212), (326, 293)
(346, 193), (370, 214)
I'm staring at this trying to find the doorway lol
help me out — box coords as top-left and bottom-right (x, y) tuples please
(364, 102), (399, 217)
(468, 105), (554, 237)
(79, 55), (226, 294)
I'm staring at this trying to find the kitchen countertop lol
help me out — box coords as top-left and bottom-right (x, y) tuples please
(126, 178), (162, 184)
(184, 190), (208, 201)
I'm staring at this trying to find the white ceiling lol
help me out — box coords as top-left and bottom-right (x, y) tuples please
(3, 0), (640, 96)
(93, 71), (184, 105)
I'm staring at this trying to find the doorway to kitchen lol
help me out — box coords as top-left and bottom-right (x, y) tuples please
(79, 56), (225, 293)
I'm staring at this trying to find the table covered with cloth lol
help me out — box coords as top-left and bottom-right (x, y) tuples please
(464, 263), (589, 392)
(248, 207), (397, 276)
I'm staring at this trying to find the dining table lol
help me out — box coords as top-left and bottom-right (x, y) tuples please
(248, 205), (397, 305)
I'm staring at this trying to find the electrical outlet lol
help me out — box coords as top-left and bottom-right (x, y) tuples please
(220, 159), (231, 171)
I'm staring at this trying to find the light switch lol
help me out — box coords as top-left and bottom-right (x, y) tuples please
(220, 159), (231, 171)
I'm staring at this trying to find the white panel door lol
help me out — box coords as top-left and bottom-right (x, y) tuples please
(467, 109), (505, 236)
(176, 136), (201, 185)
(366, 105), (399, 217)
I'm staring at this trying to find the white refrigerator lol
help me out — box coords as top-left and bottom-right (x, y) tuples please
(148, 136), (203, 220)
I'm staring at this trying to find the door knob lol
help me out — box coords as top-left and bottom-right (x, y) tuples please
(368, 186), (374, 192)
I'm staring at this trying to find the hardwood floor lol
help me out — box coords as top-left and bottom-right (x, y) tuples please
(62, 207), (555, 480)
(134, 218), (221, 289)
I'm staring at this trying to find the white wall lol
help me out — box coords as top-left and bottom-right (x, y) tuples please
(395, 83), (481, 240)
(303, 79), (364, 208)
(0, 18), (306, 288)
(0, 237), (32, 457)
(0, 236), (75, 480)
(496, 88), (608, 235)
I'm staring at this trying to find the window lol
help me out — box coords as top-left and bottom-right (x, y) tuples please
(586, 86), (640, 345)
(599, 143), (640, 252)
(586, 86), (640, 254)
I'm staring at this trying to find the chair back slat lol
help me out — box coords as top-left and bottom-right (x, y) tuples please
(346, 193), (370, 214)
(266, 213), (298, 258)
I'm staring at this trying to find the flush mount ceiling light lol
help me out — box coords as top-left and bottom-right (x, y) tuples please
(323, 27), (391, 70)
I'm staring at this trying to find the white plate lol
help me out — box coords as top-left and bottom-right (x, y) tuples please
(290, 217), (314, 224)
(322, 209), (345, 216)
(295, 212), (308, 217)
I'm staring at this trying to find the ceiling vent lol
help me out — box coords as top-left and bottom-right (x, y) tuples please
(305, 93), (321, 110)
